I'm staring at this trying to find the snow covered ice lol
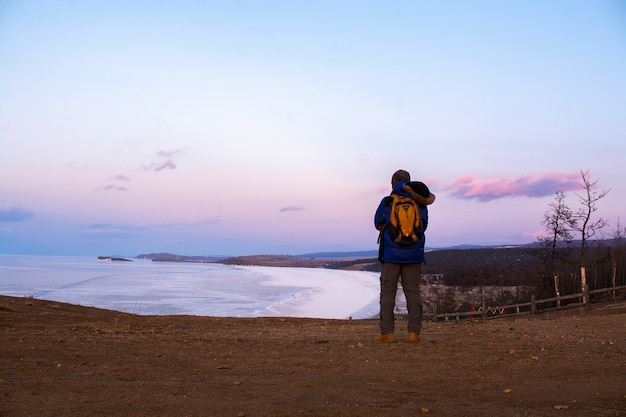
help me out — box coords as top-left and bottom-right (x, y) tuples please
(0, 255), (381, 319)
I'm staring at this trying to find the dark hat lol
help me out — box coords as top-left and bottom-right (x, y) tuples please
(391, 169), (410, 186)
(407, 181), (431, 198)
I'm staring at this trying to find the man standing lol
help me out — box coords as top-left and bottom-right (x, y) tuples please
(374, 169), (435, 343)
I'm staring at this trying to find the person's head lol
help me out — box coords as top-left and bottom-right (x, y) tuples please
(391, 169), (410, 186)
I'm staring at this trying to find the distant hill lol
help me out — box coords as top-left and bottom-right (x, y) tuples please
(135, 240), (619, 263)
(295, 243), (535, 259)
(136, 253), (227, 262)
(294, 250), (378, 259)
(135, 244), (538, 267)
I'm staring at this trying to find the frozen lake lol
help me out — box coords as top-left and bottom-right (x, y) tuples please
(0, 255), (381, 319)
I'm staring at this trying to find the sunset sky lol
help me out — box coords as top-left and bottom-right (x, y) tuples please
(1, 1), (625, 257)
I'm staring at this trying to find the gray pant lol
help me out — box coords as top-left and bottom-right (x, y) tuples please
(379, 262), (423, 335)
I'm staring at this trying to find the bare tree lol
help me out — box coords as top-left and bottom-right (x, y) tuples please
(572, 170), (610, 300)
(541, 191), (575, 277)
(612, 218), (625, 247)
(611, 218), (625, 290)
(538, 191), (576, 298)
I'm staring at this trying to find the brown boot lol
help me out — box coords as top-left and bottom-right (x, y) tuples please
(408, 332), (420, 343)
(375, 333), (396, 343)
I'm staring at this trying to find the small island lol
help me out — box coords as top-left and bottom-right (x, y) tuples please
(97, 256), (132, 262)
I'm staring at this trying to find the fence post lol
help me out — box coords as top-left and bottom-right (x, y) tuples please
(432, 304), (438, 323)
(531, 294), (536, 315)
(582, 284), (589, 307)
(581, 266), (588, 306)
(554, 275), (561, 308)
(613, 264), (617, 300)
(482, 299), (487, 321)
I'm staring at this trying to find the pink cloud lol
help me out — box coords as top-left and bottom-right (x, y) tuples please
(155, 218), (222, 228)
(96, 184), (128, 192)
(80, 223), (142, 239)
(280, 205), (304, 213)
(143, 160), (177, 172)
(143, 149), (185, 172)
(441, 172), (580, 202)
(156, 149), (184, 158)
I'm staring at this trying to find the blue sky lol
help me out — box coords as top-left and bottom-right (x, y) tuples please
(1, 0), (625, 256)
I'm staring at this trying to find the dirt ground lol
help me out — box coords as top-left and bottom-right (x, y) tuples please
(1, 295), (625, 417)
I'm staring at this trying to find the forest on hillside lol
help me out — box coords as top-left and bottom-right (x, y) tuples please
(333, 241), (625, 302)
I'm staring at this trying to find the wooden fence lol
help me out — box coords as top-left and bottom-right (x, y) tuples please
(429, 284), (626, 322)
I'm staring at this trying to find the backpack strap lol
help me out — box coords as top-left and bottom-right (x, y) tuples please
(377, 226), (385, 264)
(376, 196), (393, 263)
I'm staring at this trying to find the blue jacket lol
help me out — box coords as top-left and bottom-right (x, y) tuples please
(374, 180), (429, 264)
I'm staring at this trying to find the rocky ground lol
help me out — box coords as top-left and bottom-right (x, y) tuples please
(1, 295), (625, 416)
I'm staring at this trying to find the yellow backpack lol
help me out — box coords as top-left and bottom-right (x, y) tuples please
(387, 194), (423, 246)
